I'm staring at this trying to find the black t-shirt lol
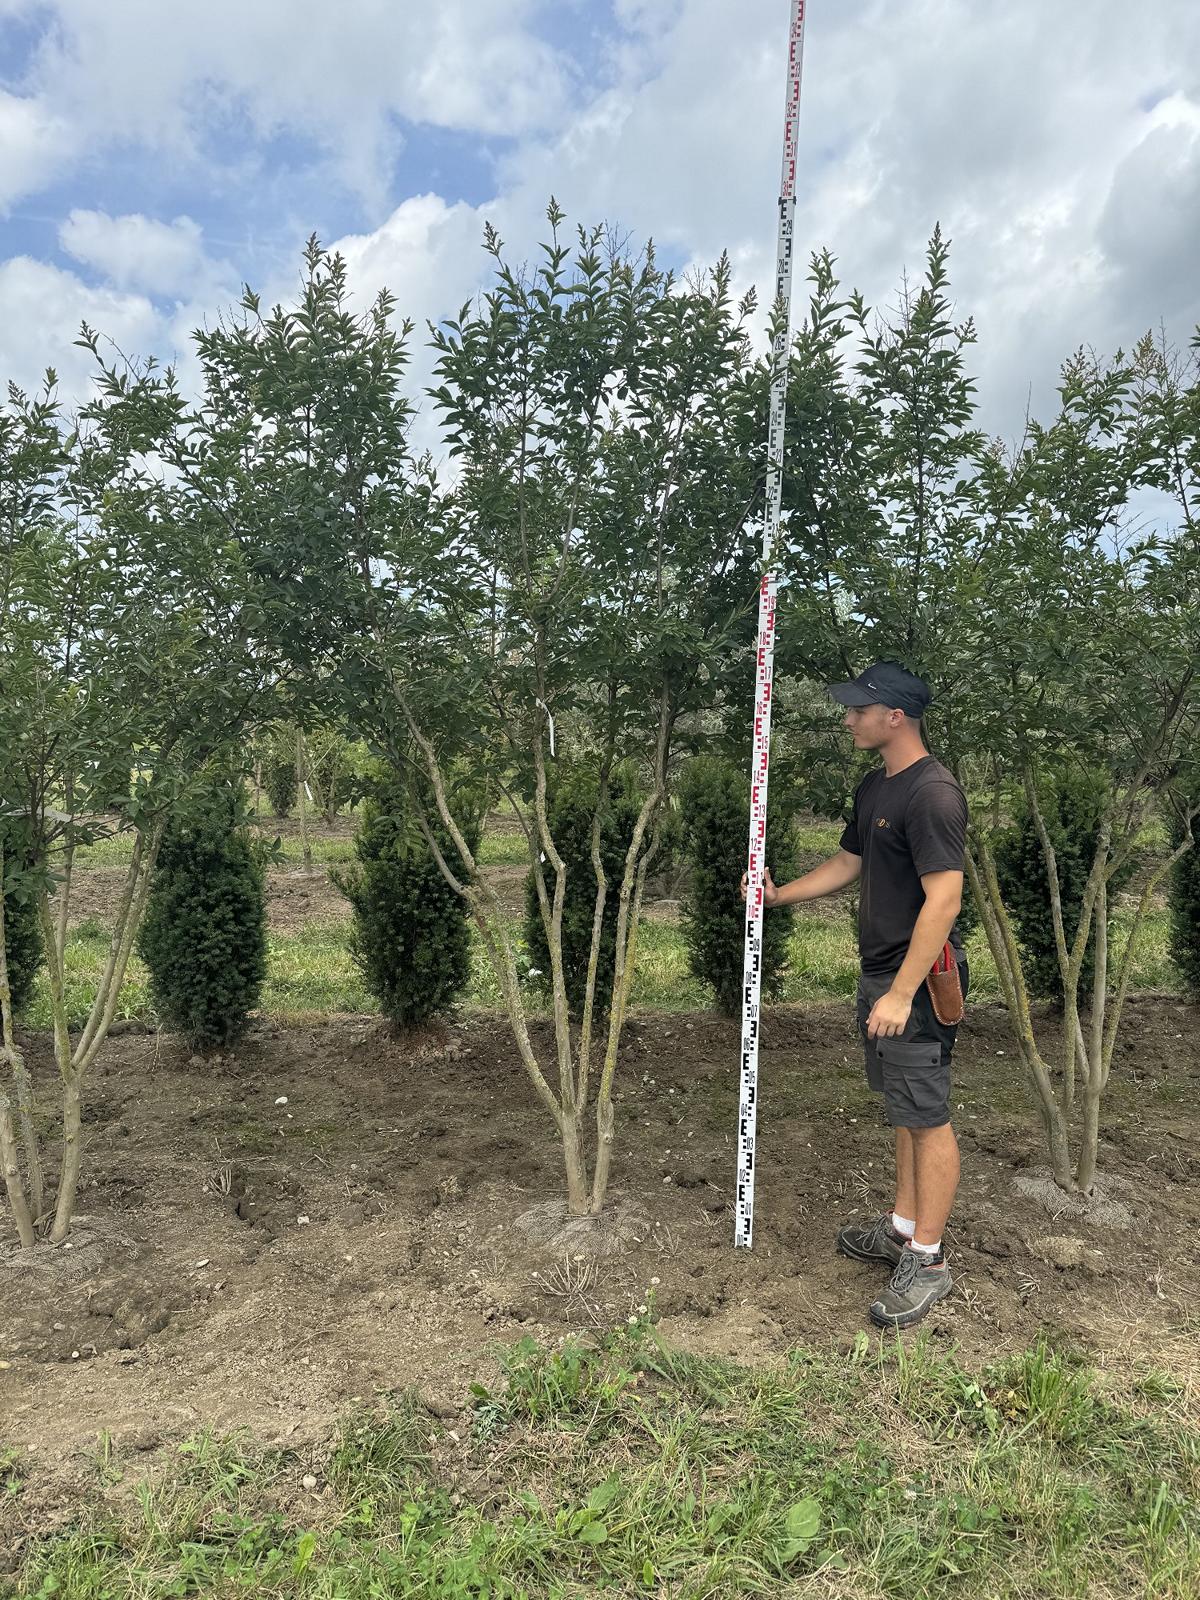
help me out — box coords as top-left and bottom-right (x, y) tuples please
(839, 756), (968, 977)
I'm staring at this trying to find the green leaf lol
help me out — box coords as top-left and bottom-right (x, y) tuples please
(576, 1520), (608, 1544)
(777, 1496), (821, 1559)
(587, 1474), (621, 1513)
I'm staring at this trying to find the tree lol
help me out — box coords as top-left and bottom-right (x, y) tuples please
(305, 724), (361, 824)
(778, 239), (1199, 1194)
(191, 216), (766, 1221)
(0, 340), (280, 1245)
(139, 776), (268, 1050)
(955, 343), (1198, 1193)
(335, 768), (480, 1030)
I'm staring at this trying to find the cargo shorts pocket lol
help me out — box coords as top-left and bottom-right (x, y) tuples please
(872, 1036), (950, 1129)
(857, 976), (893, 1095)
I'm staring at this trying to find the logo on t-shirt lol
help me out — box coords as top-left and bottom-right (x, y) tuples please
(876, 817), (890, 829)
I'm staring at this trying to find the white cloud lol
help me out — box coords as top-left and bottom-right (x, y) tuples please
(0, 256), (166, 401)
(59, 210), (214, 298)
(4, 0), (1200, 450)
(486, 0), (1200, 438)
(328, 192), (494, 454)
(8, 0), (574, 214)
(0, 89), (72, 210)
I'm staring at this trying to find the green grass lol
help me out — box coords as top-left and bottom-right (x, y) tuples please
(12, 1327), (1200, 1598)
(26, 807), (1185, 1028)
(23, 899), (1181, 1031)
(75, 826), (530, 871)
(477, 828), (530, 867)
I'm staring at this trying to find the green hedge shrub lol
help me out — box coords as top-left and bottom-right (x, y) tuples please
(0, 824), (42, 1016)
(264, 728), (297, 818)
(334, 770), (480, 1030)
(524, 766), (644, 1020)
(678, 756), (798, 1016)
(139, 781), (268, 1050)
(995, 768), (1133, 1006)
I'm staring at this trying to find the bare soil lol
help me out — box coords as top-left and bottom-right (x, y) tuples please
(4, 997), (1200, 1552)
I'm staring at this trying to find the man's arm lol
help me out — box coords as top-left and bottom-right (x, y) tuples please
(741, 849), (861, 908)
(866, 869), (963, 1038)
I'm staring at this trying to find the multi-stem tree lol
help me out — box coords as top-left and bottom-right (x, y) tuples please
(185, 214), (766, 1220)
(954, 340), (1199, 1193)
(0, 350), (279, 1246)
(778, 240), (1200, 1194)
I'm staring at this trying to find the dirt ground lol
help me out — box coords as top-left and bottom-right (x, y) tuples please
(4, 996), (1200, 1553)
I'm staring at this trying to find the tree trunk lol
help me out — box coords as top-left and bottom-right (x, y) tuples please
(0, 1092), (35, 1248)
(296, 729), (313, 875)
(50, 1068), (82, 1244)
(589, 1093), (615, 1218)
(561, 1112), (589, 1217)
(1075, 1080), (1102, 1195)
(8, 1047), (43, 1224)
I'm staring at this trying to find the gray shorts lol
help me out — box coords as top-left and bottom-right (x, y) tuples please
(856, 965), (967, 1130)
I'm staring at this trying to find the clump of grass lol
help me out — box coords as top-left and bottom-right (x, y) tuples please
(71, 833), (138, 868)
(261, 920), (373, 1018)
(270, 834), (357, 865)
(476, 828), (529, 867)
(327, 1397), (432, 1524)
(23, 930), (154, 1031)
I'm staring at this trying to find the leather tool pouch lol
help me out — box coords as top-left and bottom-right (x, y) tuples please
(926, 941), (964, 1026)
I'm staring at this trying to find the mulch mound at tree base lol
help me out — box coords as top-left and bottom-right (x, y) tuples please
(3, 997), (1199, 1544)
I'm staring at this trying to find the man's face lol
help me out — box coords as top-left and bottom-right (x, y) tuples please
(844, 703), (897, 749)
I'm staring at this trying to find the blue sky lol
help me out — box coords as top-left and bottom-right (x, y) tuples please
(2, 0), (1198, 445)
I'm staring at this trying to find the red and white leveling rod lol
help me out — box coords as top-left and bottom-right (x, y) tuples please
(735, 0), (808, 1250)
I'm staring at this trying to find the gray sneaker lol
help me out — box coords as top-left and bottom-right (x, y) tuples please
(869, 1246), (952, 1329)
(836, 1213), (906, 1268)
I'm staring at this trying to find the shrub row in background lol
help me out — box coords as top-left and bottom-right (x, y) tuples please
(18, 760), (1200, 1048)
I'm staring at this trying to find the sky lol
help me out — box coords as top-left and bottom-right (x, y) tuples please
(2, 0), (1198, 448)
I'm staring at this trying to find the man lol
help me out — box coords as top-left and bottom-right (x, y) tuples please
(741, 661), (968, 1329)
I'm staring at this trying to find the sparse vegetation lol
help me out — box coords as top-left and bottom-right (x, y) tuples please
(11, 1328), (1200, 1598)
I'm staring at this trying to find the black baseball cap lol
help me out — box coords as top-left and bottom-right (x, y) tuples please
(827, 661), (931, 719)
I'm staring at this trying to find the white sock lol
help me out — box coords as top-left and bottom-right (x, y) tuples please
(908, 1238), (941, 1257)
(891, 1213), (915, 1239)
